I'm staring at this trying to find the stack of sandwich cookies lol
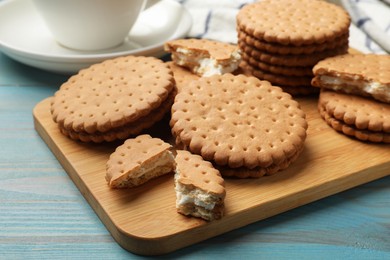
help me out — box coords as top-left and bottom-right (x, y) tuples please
(318, 90), (390, 143)
(170, 74), (308, 178)
(236, 0), (350, 95)
(164, 38), (241, 77)
(106, 134), (176, 188)
(174, 150), (226, 221)
(51, 56), (175, 142)
(313, 53), (390, 143)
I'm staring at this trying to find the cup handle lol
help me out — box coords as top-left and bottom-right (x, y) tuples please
(143, 0), (183, 29)
(144, 0), (162, 10)
(130, 0), (184, 44)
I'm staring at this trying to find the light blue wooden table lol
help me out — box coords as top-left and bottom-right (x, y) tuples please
(0, 51), (389, 259)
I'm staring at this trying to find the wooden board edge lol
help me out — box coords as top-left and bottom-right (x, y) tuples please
(32, 97), (390, 255)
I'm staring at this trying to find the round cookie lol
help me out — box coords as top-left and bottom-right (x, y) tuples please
(237, 0), (350, 46)
(51, 55), (174, 134)
(170, 74), (308, 175)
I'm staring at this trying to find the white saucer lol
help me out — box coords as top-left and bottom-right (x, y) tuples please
(0, 0), (192, 74)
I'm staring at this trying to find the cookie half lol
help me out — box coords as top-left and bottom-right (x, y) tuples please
(170, 74), (308, 176)
(174, 150), (226, 221)
(164, 38), (241, 77)
(106, 134), (176, 188)
(312, 54), (390, 103)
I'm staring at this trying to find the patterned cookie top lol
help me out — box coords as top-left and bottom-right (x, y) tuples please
(175, 150), (225, 196)
(106, 134), (173, 186)
(170, 74), (308, 169)
(237, 0), (351, 46)
(319, 90), (390, 133)
(313, 54), (390, 85)
(165, 38), (239, 61)
(51, 55), (174, 134)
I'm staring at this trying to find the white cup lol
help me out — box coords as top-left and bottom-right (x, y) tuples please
(32, 0), (161, 51)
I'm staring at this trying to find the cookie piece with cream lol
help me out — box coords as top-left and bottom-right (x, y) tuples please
(164, 38), (241, 77)
(174, 150), (226, 221)
(312, 54), (390, 103)
(106, 134), (176, 188)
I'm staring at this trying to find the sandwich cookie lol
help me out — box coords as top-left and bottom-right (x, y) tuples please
(170, 74), (308, 177)
(51, 55), (175, 142)
(312, 53), (390, 103)
(319, 90), (390, 143)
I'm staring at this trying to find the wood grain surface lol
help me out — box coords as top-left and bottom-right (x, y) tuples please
(1, 50), (389, 258)
(33, 95), (390, 255)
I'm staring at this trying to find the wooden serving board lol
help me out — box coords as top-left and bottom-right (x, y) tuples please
(33, 97), (390, 256)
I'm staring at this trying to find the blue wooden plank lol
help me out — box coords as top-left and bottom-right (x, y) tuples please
(0, 53), (69, 87)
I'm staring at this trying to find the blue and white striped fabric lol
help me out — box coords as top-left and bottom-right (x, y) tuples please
(179, 0), (390, 54)
(341, 0), (390, 53)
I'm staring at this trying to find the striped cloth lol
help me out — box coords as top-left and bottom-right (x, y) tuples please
(178, 0), (390, 54)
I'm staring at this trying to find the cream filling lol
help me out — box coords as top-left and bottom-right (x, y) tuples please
(175, 47), (241, 77)
(176, 189), (216, 210)
(113, 151), (175, 187)
(132, 151), (175, 178)
(174, 171), (217, 210)
(320, 75), (388, 98)
(197, 58), (239, 77)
